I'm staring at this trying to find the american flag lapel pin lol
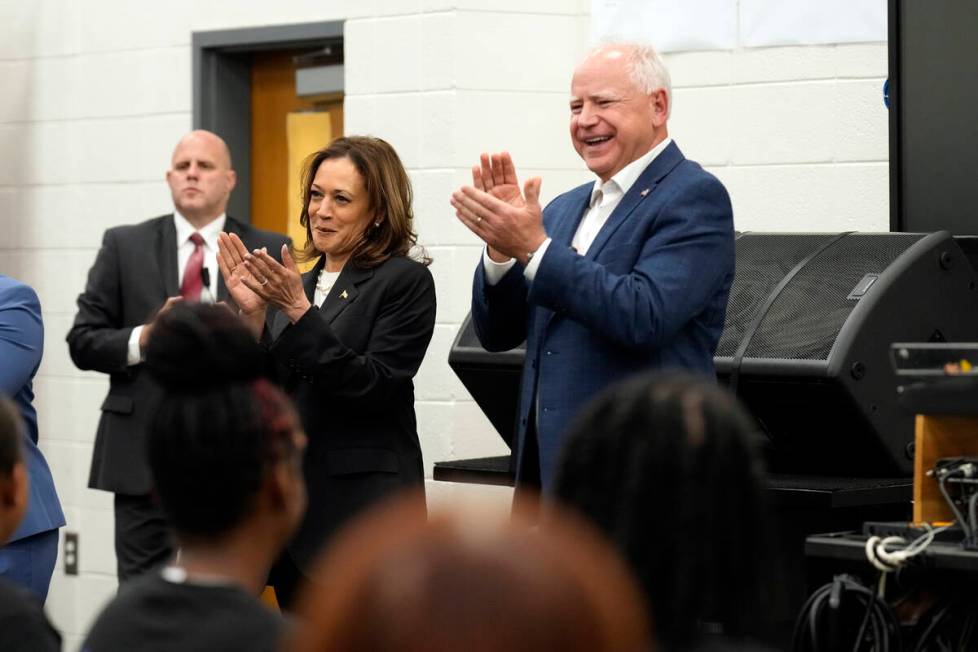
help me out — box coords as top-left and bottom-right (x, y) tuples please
(640, 188), (650, 197)
(340, 290), (349, 299)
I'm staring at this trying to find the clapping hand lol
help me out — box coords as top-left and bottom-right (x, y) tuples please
(241, 245), (312, 325)
(451, 151), (547, 264)
(217, 232), (266, 316)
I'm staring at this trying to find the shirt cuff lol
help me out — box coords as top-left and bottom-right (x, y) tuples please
(522, 238), (552, 283)
(127, 326), (144, 366)
(482, 248), (516, 286)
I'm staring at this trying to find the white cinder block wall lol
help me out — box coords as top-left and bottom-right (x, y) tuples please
(0, 0), (887, 648)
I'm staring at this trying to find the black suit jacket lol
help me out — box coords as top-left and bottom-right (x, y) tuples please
(67, 214), (289, 495)
(266, 254), (436, 569)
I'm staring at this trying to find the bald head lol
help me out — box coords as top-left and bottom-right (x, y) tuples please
(174, 130), (233, 168)
(166, 130), (237, 227)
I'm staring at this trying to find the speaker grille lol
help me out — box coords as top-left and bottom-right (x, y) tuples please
(743, 233), (926, 360)
(716, 234), (840, 358)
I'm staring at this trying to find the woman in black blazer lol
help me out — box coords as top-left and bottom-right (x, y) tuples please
(217, 136), (435, 607)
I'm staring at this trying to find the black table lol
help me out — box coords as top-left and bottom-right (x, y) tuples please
(807, 530), (978, 573)
(433, 455), (912, 507)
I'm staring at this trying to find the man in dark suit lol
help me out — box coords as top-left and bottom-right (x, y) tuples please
(452, 42), (735, 490)
(68, 130), (289, 581)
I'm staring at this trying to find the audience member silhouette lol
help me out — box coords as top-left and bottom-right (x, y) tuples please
(288, 493), (652, 652)
(0, 395), (60, 651)
(82, 304), (307, 652)
(554, 372), (778, 652)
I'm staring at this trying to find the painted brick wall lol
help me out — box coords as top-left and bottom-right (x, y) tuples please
(0, 1), (886, 648)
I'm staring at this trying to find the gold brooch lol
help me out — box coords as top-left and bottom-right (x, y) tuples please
(340, 290), (348, 299)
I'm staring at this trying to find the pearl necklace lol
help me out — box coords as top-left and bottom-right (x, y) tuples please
(316, 269), (341, 304)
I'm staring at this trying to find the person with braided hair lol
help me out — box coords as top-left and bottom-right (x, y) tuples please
(83, 303), (307, 652)
(553, 372), (779, 652)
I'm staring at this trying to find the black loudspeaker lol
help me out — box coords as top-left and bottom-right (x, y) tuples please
(449, 324), (524, 450)
(719, 231), (978, 476)
(448, 232), (978, 476)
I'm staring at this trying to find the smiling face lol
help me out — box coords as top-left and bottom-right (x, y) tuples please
(569, 47), (668, 183)
(307, 156), (376, 272)
(166, 131), (236, 227)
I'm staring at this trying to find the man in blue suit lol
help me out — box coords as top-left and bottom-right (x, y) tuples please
(0, 275), (65, 601)
(452, 42), (735, 490)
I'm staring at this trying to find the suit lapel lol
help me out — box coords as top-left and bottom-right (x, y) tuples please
(553, 185), (593, 250)
(157, 215), (179, 297)
(320, 263), (373, 324)
(585, 141), (686, 260)
(303, 255), (324, 307)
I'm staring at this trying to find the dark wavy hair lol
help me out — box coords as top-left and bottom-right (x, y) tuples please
(144, 303), (301, 540)
(295, 136), (430, 268)
(553, 372), (778, 650)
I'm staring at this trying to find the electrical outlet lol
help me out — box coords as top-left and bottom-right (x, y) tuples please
(64, 532), (79, 576)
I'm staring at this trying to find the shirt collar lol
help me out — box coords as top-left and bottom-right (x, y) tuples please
(173, 211), (226, 249)
(590, 137), (673, 206)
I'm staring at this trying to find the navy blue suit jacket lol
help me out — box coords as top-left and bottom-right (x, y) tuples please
(471, 142), (735, 488)
(0, 275), (65, 541)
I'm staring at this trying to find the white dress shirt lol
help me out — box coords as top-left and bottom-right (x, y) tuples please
(314, 269), (341, 307)
(482, 137), (673, 285)
(126, 212), (227, 365)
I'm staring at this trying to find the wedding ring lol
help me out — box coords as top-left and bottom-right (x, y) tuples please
(259, 277), (269, 286)
(476, 216), (482, 223)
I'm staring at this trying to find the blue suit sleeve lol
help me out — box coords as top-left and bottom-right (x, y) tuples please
(470, 259), (529, 352)
(0, 283), (43, 396)
(528, 174), (733, 352)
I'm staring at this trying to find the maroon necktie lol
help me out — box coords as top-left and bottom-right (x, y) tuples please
(180, 232), (205, 301)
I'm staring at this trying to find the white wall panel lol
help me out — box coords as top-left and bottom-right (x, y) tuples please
(420, 12), (455, 90)
(454, 91), (576, 169)
(32, 378), (106, 448)
(834, 79), (888, 162)
(729, 81), (837, 165)
(731, 45), (837, 83)
(662, 51), (733, 88)
(670, 86), (734, 167)
(454, 12), (578, 92)
(343, 20), (376, 95)
(373, 16), (423, 92)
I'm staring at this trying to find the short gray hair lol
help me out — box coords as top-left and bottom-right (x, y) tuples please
(591, 41), (673, 118)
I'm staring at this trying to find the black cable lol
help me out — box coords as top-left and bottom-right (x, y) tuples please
(959, 609), (976, 649)
(913, 603), (951, 652)
(792, 582), (828, 651)
(851, 575), (878, 652)
(793, 574), (902, 652)
(937, 474), (971, 543)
